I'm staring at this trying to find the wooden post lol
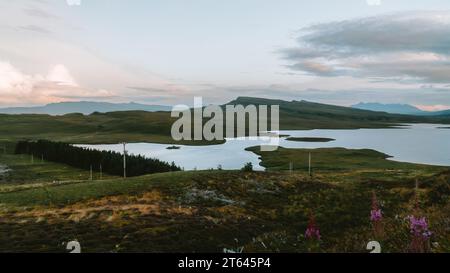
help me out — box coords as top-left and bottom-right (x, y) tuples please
(100, 164), (103, 180)
(308, 152), (311, 177)
(90, 165), (93, 181)
(31, 154), (34, 164)
(123, 143), (127, 179)
(289, 162), (293, 174)
(414, 179), (419, 210)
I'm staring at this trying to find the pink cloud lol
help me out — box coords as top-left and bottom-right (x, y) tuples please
(0, 61), (115, 106)
(414, 104), (450, 112)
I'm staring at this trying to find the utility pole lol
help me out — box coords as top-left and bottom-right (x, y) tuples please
(123, 143), (127, 179)
(308, 152), (311, 177)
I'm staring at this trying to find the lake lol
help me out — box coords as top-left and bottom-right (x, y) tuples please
(77, 123), (450, 170)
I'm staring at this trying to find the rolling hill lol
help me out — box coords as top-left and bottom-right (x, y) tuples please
(228, 97), (450, 129)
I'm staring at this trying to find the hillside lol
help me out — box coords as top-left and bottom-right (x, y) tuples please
(0, 111), (212, 145)
(228, 97), (450, 130)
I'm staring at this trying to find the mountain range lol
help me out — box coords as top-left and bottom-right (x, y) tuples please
(351, 102), (450, 116)
(0, 101), (171, 115)
(1, 99), (450, 118)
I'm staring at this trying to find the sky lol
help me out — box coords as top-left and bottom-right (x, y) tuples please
(1, 0), (450, 110)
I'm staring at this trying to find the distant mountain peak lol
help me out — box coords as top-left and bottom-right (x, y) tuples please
(351, 102), (424, 115)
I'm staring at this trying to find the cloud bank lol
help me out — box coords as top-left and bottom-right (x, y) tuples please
(0, 61), (114, 105)
(280, 11), (450, 84)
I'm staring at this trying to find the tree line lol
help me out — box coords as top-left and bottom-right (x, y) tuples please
(15, 140), (180, 177)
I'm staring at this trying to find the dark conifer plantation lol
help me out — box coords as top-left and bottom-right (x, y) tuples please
(15, 140), (180, 177)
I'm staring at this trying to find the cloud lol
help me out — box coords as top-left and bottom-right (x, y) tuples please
(0, 61), (114, 106)
(46, 64), (78, 86)
(18, 25), (52, 34)
(366, 0), (382, 6)
(66, 0), (82, 6)
(23, 7), (59, 20)
(127, 86), (177, 94)
(414, 104), (450, 111)
(287, 61), (339, 76)
(280, 11), (450, 83)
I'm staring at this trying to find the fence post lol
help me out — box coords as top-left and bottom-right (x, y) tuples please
(123, 143), (127, 179)
(308, 152), (311, 177)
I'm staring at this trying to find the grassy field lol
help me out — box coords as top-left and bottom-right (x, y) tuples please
(0, 147), (448, 253)
(245, 146), (444, 173)
(0, 153), (116, 185)
(0, 112), (222, 145)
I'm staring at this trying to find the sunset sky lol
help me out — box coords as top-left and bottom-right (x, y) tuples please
(1, 0), (450, 110)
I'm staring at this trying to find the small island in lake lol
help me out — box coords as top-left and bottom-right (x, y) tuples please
(286, 137), (335, 142)
(166, 145), (181, 150)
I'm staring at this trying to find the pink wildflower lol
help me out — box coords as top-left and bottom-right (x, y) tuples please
(370, 191), (384, 238)
(408, 216), (432, 239)
(408, 180), (431, 253)
(370, 191), (383, 221)
(370, 209), (382, 222)
(305, 214), (321, 241)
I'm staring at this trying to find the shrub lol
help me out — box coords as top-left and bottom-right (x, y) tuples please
(427, 177), (450, 204)
(241, 162), (253, 172)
